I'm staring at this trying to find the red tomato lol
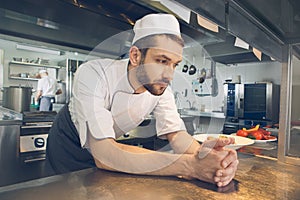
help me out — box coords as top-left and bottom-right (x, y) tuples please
(259, 128), (271, 135)
(262, 132), (272, 140)
(264, 131), (272, 136)
(237, 129), (248, 137)
(250, 130), (263, 140)
(264, 135), (277, 140)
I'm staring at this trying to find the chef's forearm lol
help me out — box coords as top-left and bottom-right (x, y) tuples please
(166, 131), (200, 154)
(89, 137), (192, 177)
(35, 91), (42, 102)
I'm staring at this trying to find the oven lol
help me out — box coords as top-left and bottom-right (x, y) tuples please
(0, 111), (57, 187)
(20, 111), (56, 163)
(16, 112), (56, 184)
(20, 124), (51, 163)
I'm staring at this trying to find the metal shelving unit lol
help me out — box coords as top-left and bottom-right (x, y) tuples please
(8, 61), (61, 81)
(9, 61), (61, 69)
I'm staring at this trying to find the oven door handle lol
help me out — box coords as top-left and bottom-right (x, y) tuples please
(21, 125), (52, 129)
(24, 157), (46, 163)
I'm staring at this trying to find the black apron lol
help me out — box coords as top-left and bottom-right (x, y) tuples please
(45, 104), (96, 175)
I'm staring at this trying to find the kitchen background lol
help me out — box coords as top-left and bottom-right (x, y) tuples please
(0, 37), (283, 111)
(0, 0), (300, 187)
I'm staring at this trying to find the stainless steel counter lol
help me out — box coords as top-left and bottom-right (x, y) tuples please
(180, 109), (225, 119)
(0, 153), (299, 200)
(0, 106), (22, 125)
(0, 107), (54, 187)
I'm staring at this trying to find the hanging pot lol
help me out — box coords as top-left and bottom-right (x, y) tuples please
(198, 68), (207, 83)
(188, 65), (197, 75)
(182, 64), (189, 73)
(188, 56), (197, 75)
(2, 86), (33, 112)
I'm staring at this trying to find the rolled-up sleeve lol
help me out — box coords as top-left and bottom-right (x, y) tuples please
(70, 61), (115, 147)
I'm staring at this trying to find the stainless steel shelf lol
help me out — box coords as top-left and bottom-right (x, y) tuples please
(9, 61), (61, 69)
(9, 76), (39, 81)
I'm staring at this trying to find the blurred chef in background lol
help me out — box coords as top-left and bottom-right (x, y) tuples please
(35, 69), (62, 111)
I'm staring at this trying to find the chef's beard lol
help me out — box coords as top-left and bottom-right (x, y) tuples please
(144, 83), (168, 96)
(136, 61), (170, 96)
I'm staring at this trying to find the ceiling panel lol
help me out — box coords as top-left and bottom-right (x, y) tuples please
(233, 0), (300, 43)
(1, 0), (298, 64)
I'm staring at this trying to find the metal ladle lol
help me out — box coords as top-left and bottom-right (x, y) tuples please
(198, 68), (206, 83)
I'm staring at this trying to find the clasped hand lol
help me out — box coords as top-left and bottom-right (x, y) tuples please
(187, 137), (239, 187)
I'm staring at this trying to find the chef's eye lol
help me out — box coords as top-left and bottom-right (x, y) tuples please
(156, 59), (168, 65)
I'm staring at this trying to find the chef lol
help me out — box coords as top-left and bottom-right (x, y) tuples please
(35, 69), (62, 111)
(46, 13), (238, 187)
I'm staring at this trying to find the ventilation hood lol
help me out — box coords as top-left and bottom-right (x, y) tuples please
(174, 0), (300, 63)
(0, 0), (299, 64)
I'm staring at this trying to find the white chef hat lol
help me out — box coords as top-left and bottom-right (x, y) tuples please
(39, 69), (47, 74)
(132, 13), (181, 44)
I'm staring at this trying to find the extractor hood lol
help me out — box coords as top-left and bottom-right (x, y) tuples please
(0, 0), (299, 64)
(174, 0), (300, 62)
(0, 0), (224, 59)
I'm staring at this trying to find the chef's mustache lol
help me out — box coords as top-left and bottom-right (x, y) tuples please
(138, 77), (170, 86)
(154, 78), (170, 85)
(131, 63), (171, 86)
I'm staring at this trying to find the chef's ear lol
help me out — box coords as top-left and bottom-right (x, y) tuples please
(129, 46), (141, 67)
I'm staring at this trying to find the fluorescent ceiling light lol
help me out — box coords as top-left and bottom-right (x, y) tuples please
(16, 44), (62, 55)
(36, 18), (59, 30)
(3, 9), (59, 30)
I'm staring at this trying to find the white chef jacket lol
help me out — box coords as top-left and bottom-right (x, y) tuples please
(69, 58), (186, 147)
(37, 75), (57, 97)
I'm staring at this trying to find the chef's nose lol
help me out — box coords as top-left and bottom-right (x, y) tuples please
(162, 65), (174, 81)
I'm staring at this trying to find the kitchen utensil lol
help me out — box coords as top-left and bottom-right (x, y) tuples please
(20, 73), (28, 78)
(188, 65), (197, 75)
(2, 86), (33, 112)
(182, 64), (188, 73)
(13, 57), (22, 62)
(198, 68), (206, 83)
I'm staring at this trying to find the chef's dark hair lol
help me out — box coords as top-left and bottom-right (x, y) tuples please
(132, 34), (184, 59)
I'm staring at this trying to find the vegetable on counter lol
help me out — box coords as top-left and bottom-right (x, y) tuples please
(242, 124), (259, 132)
(237, 125), (276, 140)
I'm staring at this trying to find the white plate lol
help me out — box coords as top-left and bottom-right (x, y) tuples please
(193, 134), (254, 150)
(231, 133), (277, 143)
